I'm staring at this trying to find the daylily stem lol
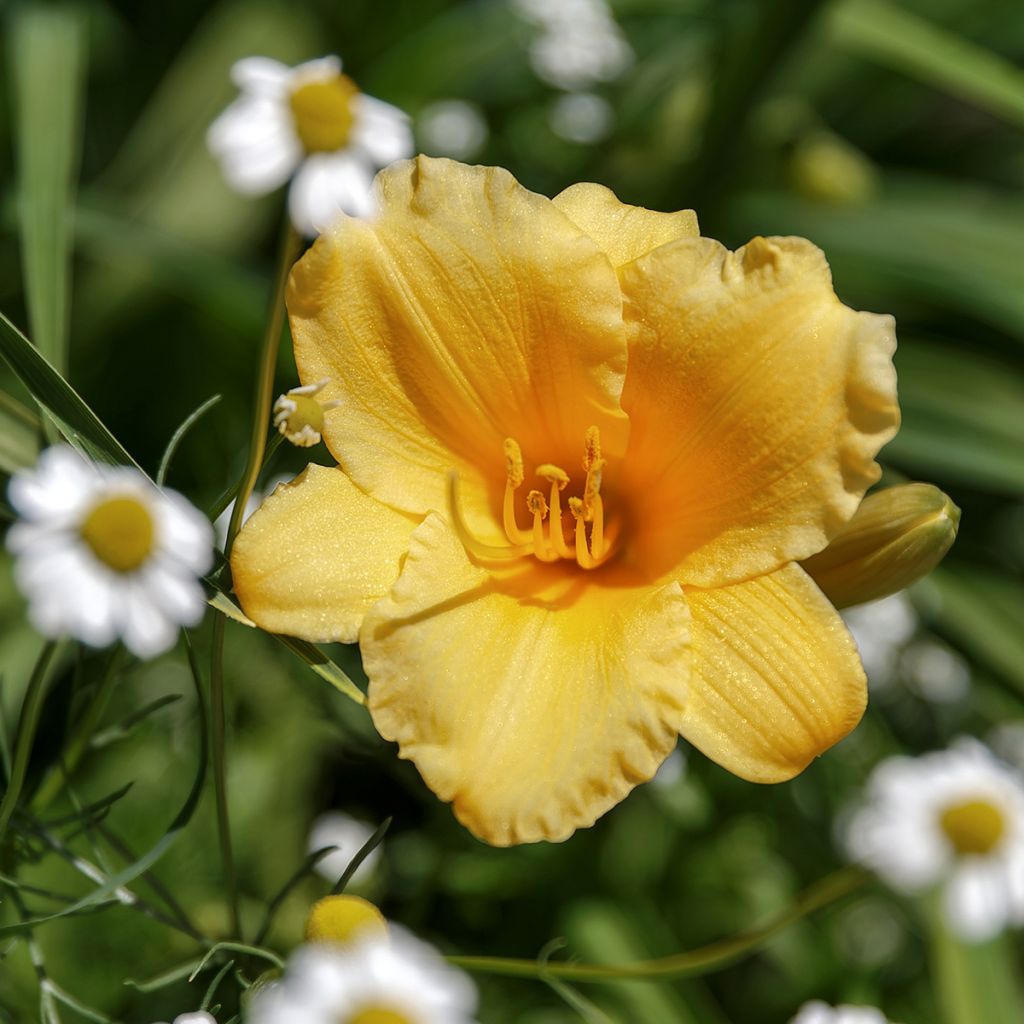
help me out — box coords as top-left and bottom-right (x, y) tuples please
(0, 641), (58, 846)
(210, 218), (301, 942)
(448, 866), (867, 982)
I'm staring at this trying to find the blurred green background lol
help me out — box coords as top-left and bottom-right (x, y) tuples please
(2, 0), (1024, 1020)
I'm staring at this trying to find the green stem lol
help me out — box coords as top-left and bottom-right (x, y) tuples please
(209, 218), (300, 941)
(0, 641), (57, 846)
(224, 222), (300, 560)
(448, 866), (867, 982)
(209, 612), (239, 939)
(31, 646), (123, 813)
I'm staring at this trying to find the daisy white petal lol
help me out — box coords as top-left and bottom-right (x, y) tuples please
(231, 56), (292, 95)
(289, 153), (376, 235)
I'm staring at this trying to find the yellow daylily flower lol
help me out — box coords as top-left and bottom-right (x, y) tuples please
(232, 156), (900, 846)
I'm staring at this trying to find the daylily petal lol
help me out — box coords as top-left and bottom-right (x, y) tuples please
(362, 513), (690, 845)
(231, 465), (418, 643)
(287, 156), (630, 529)
(552, 182), (699, 269)
(681, 563), (866, 782)
(619, 234), (899, 586)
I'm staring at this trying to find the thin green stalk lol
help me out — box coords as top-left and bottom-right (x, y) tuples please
(225, 221), (300, 560)
(448, 866), (867, 982)
(209, 219), (300, 941)
(31, 646), (124, 813)
(0, 641), (58, 846)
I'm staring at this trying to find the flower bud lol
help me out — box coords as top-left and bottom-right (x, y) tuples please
(304, 894), (387, 946)
(802, 483), (959, 609)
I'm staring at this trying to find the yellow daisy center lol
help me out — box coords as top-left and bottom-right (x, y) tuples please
(449, 426), (617, 570)
(304, 894), (388, 945)
(282, 394), (326, 440)
(349, 1009), (412, 1024)
(289, 74), (359, 153)
(939, 798), (1006, 856)
(80, 495), (155, 573)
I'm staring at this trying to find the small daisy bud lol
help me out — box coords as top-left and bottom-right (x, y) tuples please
(304, 894), (387, 946)
(273, 379), (341, 448)
(802, 483), (959, 609)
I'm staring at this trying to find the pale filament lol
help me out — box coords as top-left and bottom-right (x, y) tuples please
(447, 429), (616, 570)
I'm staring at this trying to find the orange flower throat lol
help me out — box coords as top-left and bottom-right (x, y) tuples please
(449, 426), (617, 570)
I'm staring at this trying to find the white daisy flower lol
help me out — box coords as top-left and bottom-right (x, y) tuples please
(790, 1001), (895, 1024)
(207, 55), (414, 236)
(154, 1014), (218, 1024)
(512, 0), (633, 91)
(246, 927), (478, 1024)
(6, 446), (213, 659)
(308, 811), (382, 886)
(844, 739), (1024, 942)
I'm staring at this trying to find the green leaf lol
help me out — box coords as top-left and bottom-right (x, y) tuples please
(0, 634), (208, 938)
(331, 817), (391, 895)
(829, 0), (1024, 130)
(914, 566), (1024, 700)
(0, 391), (40, 473)
(275, 635), (367, 707)
(8, 4), (86, 376)
(157, 393), (221, 486)
(888, 341), (1024, 494)
(0, 310), (140, 469)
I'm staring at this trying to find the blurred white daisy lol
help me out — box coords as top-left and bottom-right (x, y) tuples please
(790, 1001), (894, 1024)
(154, 1014), (218, 1024)
(6, 446), (213, 659)
(417, 100), (488, 160)
(841, 593), (917, 689)
(549, 91), (613, 143)
(512, 0), (632, 91)
(308, 811), (383, 887)
(246, 926), (478, 1024)
(845, 739), (1024, 942)
(207, 56), (413, 236)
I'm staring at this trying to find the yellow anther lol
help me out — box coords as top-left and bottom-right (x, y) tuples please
(504, 438), (525, 488)
(537, 464), (569, 489)
(582, 426), (602, 471)
(567, 496), (584, 520)
(526, 490), (548, 518)
(582, 460), (604, 520)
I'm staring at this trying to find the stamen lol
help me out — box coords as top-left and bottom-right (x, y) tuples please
(538, 464), (573, 558)
(568, 496), (597, 570)
(502, 438), (531, 545)
(525, 490), (556, 561)
(583, 426), (602, 471)
(447, 472), (530, 562)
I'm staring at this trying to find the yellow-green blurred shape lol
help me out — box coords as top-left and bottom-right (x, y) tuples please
(790, 130), (877, 204)
(304, 894), (387, 945)
(803, 483), (960, 609)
